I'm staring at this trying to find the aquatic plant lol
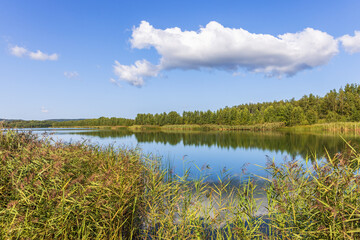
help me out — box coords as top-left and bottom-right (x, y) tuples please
(1, 130), (359, 239)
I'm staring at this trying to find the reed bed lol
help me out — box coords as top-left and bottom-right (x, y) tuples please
(286, 122), (360, 134)
(160, 123), (285, 132)
(1, 130), (359, 239)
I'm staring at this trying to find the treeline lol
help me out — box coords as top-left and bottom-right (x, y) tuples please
(2, 120), (54, 128)
(3, 83), (360, 128)
(1, 117), (134, 128)
(52, 117), (134, 127)
(135, 83), (360, 126)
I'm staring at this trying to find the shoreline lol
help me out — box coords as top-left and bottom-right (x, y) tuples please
(9, 121), (360, 134)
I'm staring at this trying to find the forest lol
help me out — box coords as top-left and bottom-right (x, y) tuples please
(133, 83), (360, 126)
(3, 83), (360, 128)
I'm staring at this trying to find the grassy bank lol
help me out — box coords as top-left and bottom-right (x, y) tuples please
(8, 121), (360, 135)
(52, 125), (129, 130)
(160, 123), (285, 132)
(52, 122), (286, 132)
(285, 122), (360, 134)
(0, 130), (145, 239)
(1, 131), (360, 239)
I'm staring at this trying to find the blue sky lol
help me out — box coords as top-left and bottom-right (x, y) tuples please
(1, 0), (360, 120)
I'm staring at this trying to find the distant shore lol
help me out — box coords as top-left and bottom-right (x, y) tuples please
(12, 121), (360, 134)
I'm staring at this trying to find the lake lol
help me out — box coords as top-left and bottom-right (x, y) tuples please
(21, 128), (360, 182)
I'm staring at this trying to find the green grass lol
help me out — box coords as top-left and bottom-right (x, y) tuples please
(146, 122), (286, 132)
(285, 122), (360, 134)
(262, 142), (360, 239)
(45, 122), (286, 132)
(0, 130), (145, 239)
(1, 130), (360, 239)
(128, 125), (161, 131)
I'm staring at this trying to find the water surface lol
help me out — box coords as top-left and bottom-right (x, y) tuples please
(24, 128), (360, 181)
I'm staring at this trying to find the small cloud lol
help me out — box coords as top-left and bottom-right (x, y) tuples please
(110, 78), (122, 87)
(10, 46), (27, 57)
(29, 50), (58, 61)
(41, 106), (49, 113)
(113, 59), (159, 86)
(9, 45), (58, 61)
(339, 31), (360, 54)
(64, 71), (79, 79)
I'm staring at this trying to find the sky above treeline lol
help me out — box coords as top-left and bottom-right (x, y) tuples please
(1, 0), (360, 120)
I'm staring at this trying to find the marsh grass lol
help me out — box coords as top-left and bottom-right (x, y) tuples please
(53, 123), (285, 132)
(286, 122), (360, 134)
(1, 130), (360, 239)
(132, 123), (285, 132)
(262, 138), (360, 239)
(0, 130), (146, 239)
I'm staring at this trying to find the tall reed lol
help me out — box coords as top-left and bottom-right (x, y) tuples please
(263, 139), (360, 239)
(0, 130), (145, 239)
(1, 130), (359, 239)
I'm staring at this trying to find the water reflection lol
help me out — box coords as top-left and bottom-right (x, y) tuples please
(65, 129), (360, 161)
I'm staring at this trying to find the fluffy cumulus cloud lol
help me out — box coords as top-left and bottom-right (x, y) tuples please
(10, 46), (28, 57)
(113, 21), (340, 86)
(339, 31), (360, 54)
(28, 50), (58, 61)
(64, 71), (79, 79)
(9, 45), (58, 61)
(113, 59), (159, 86)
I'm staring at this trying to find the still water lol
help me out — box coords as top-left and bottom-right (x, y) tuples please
(25, 128), (360, 181)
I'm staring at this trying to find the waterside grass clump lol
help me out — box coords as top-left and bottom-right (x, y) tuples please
(160, 123), (285, 132)
(0, 130), (145, 239)
(263, 143), (360, 239)
(1, 130), (360, 239)
(285, 122), (360, 134)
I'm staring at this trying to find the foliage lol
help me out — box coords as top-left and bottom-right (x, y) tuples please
(52, 117), (134, 127)
(1, 131), (360, 239)
(2, 120), (55, 128)
(264, 141), (360, 239)
(132, 83), (360, 127)
(3, 83), (360, 129)
(0, 130), (144, 239)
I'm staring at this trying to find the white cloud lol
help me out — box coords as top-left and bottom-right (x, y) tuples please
(9, 45), (58, 61)
(339, 31), (360, 54)
(113, 59), (159, 86)
(10, 46), (27, 57)
(41, 106), (49, 113)
(113, 21), (339, 86)
(29, 50), (58, 61)
(64, 71), (79, 79)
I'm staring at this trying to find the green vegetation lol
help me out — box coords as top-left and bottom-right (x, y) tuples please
(160, 123), (285, 131)
(133, 83), (360, 127)
(3, 83), (360, 131)
(1, 130), (360, 239)
(1, 120), (55, 128)
(263, 142), (360, 239)
(286, 122), (360, 133)
(0, 130), (144, 239)
(127, 123), (284, 132)
(1, 117), (134, 129)
(52, 117), (134, 128)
